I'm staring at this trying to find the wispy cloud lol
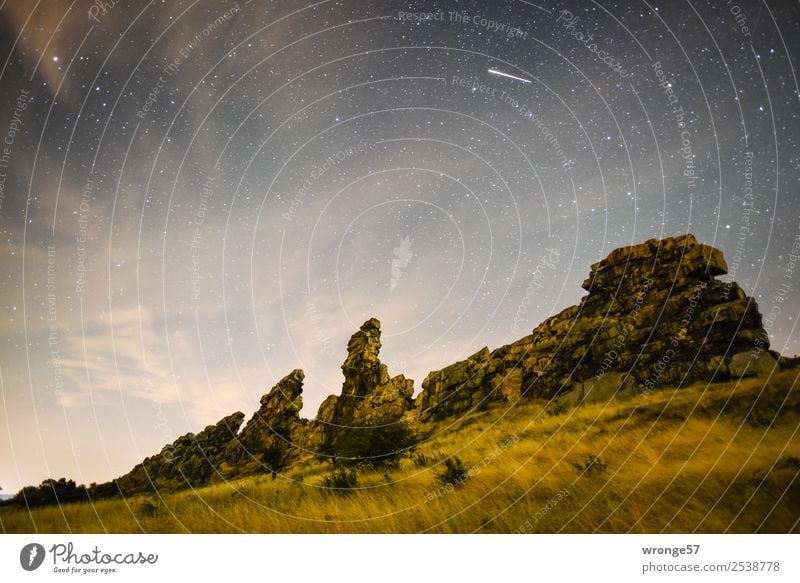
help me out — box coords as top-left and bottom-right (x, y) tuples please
(56, 306), (180, 407)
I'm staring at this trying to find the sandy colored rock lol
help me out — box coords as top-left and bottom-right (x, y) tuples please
(730, 351), (777, 378)
(228, 369), (307, 475)
(115, 411), (246, 494)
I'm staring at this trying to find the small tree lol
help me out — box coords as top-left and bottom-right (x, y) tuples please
(325, 421), (416, 470)
(321, 468), (358, 494)
(437, 457), (469, 487)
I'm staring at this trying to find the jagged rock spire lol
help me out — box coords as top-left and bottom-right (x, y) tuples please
(314, 317), (414, 430)
(228, 369), (306, 476)
(341, 317), (389, 396)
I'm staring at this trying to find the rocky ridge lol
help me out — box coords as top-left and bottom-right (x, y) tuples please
(111, 234), (778, 495)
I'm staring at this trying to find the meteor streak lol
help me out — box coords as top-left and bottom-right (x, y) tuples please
(487, 69), (531, 83)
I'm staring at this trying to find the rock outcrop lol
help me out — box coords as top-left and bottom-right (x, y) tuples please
(415, 347), (496, 420)
(413, 234), (770, 418)
(102, 234), (777, 495)
(115, 411), (245, 494)
(225, 369), (307, 476)
(538, 234), (769, 402)
(314, 318), (415, 452)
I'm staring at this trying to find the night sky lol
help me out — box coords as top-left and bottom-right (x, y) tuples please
(0, 0), (798, 493)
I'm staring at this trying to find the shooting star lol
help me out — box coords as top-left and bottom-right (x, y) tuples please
(488, 69), (531, 84)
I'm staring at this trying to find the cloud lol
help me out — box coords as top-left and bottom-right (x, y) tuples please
(2, 1), (75, 99)
(56, 305), (180, 408)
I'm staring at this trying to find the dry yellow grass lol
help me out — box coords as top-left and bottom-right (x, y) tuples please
(2, 369), (798, 533)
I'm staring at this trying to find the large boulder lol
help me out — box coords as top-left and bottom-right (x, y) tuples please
(730, 351), (777, 378)
(522, 234), (769, 396)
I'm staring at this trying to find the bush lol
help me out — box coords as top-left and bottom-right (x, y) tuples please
(87, 480), (121, 500)
(776, 456), (800, 471)
(412, 452), (432, 467)
(545, 401), (569, 417)
(323, 421), (416, 469)
(572, 454), (607, 476)
(437, 457), (469, 487)
(322, 468), (358, 494)
(137, 497), (163, 518)
(260, 446), (285, 478)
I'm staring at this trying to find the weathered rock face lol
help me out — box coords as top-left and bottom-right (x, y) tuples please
(115, 411), (245, 494)
(414, 234), (770, 418)
(226, 369), (307, 476)
(539, 234), (768, 397)
(316, 318), (415, 434)
(416, 347), (494, 420)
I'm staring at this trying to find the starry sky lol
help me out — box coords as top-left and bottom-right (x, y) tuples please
(0, 0), (798, 493)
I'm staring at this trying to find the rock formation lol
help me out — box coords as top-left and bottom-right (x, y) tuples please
(102, 234), (779, 495)
(225, 369), (307, 476)
(115, 411), (245, 494)
(413, 234), (773, 418)
(314, 318), (415, 455)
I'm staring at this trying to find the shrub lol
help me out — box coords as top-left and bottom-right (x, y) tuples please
(137, 497), (163, 518)
(437, 457), (469, 487)
(572, 454), (607, 476)
(323, 421), (416, 469)
(545, 401), (569, 417)
(322, 468), (358, 494)
(260, 446), (285, 478)
(776, 456), (800, 471)
(412, 452), (431, 467)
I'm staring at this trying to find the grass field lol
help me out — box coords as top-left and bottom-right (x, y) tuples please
(2, 368), (798, 534)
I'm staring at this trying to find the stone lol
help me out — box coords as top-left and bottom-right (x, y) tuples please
(316, 318), (415, 447)
(114, 411), (246, 494)
(730, 351), (777, 378)
(413, 234), (771, 417)
(416, 347), (493, 420)
(580, 372), (639, 404)
(491, 368), (523, 401)
(227, 369), (307, 475)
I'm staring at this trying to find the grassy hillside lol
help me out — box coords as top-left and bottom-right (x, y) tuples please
(2, 368), (798, 534)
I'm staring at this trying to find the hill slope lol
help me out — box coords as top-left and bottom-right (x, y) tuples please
(1, 368), (797, 533)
